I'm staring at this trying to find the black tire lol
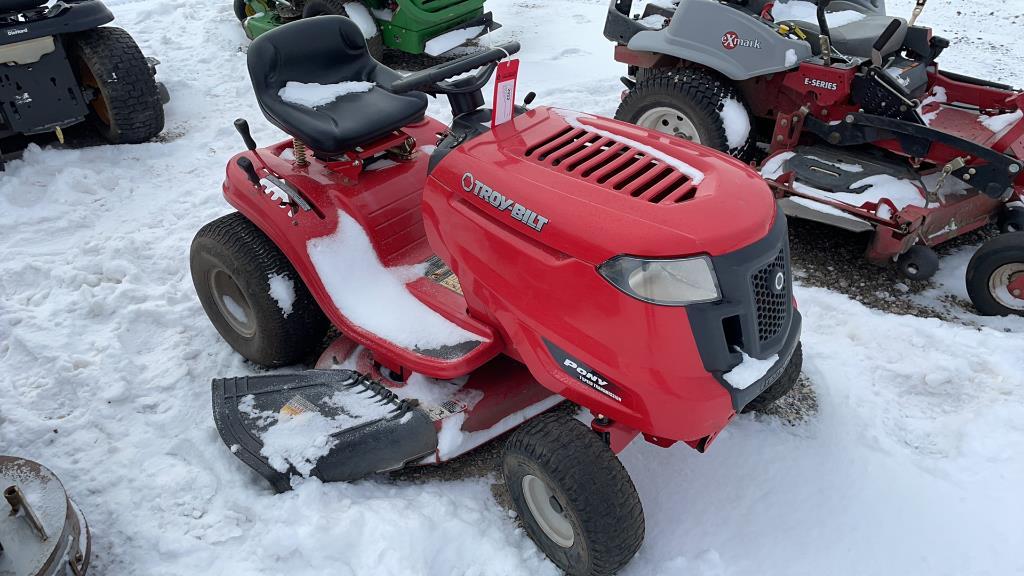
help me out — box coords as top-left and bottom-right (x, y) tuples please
(68, 27), (164, 144)
(896, 244), (940, 281)
(997, 205), (1024, 234)
(742, 342), (803, 414)
(616, 67), (755, 161)
(233, 0), (253, 21)
(190, 212), (330, 367)
(301, 0), (384, 61)
(965, 232), (1024, 316)
(502, 412), (644, 576)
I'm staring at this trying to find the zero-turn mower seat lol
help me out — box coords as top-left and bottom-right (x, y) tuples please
(0, 0), (46, 13)
(773, 2), (908, 59)
(247, 16), (428, 156)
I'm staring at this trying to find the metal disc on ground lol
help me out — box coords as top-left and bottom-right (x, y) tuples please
(0, 456), (90, 576)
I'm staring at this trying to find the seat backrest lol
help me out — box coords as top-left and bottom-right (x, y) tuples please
(0, 0), (47, 14)
(247, 16), (377, 96)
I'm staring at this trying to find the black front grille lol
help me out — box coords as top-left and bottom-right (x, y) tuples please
(751, 250), (788, 343)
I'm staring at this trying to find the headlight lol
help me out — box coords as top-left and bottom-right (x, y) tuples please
(598, 255), (721, 305)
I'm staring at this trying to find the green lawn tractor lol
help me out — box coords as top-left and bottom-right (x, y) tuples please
(233, 0), (498, 59)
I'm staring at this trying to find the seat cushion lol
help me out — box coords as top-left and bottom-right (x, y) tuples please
(0, 0), (46, 13)
(247, 16), (428, 155)
(259, 84), (427, 155)
(782, 13), (908, 58)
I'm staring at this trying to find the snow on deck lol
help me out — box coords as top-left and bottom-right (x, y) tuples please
(0, 0), (1022, 574)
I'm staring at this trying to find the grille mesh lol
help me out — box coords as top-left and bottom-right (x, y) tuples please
(751, 250), (788, 343)
(524, 127), (697, 205)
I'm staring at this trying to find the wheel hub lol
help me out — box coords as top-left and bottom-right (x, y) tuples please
(988, 263), (1024, 310)
(636, 107), (702, 143)
(522, 474), (574, 548)
(210, 268), (257, 337)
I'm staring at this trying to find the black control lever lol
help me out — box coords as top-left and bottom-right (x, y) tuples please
(236, 157), (260, 186)
(816, 0), (833, 65)
(234, 118), (258, 151)
(523, 92), (536, 106)
(871, 18), (904, 66)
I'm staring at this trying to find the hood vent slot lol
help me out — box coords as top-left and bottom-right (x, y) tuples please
(524, 126), (697, 205)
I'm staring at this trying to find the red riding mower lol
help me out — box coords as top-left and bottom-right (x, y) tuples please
(607, 0), (1024, 316)
(191, 16), (803, 575)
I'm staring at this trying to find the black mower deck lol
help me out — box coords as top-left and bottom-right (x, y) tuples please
(213, 370), (438, 492)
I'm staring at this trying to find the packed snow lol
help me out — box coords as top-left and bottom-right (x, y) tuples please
(760, 151), (797, 180)
(341, 1), (378, 38)
(554, 108), (705, 183)
(424, 25), (485, 57)
(722, 350), (780, 390)
(1, 0), (1023, 575)
(771, 0), (868, 27)
(638, 14), (668, 29)
(784, 48), (798, 67)
(978, 109), (1023, 133)
(267, 273), (295, 317)
(278, 80), (374, 108)
(917, 86), (947, 126)
(307, 210), (480, 350)
(719, 97), (750, 150)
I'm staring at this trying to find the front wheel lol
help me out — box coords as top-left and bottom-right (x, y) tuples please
(190, 212), (330, 366)
(502, 412), (644, 576)
(966, 232), (1024, 316)
(68, 27), (164, 144)
(616, 68), (755, 161)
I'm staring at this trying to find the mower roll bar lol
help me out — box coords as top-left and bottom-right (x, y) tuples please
(387, 42), (521, 95)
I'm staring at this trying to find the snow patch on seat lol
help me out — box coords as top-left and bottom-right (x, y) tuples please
(278, 81), (374, 108)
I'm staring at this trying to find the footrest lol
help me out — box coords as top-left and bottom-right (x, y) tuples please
(213, 370), (438, 492)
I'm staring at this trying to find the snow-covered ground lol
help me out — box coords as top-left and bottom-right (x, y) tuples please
(1, 0), (1022, 574)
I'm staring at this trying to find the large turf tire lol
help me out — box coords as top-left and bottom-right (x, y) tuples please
(741, 342), (803, 413)
(301, 0), (384, 61)
(502, 412), (644, 576)
(68, 27), (164, 144)
(616, 67), (755, 161)
(190, 212), (330, 367)
(965, 232), (1024, 317)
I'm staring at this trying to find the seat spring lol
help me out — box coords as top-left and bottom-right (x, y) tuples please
(293, 139), (308, 166)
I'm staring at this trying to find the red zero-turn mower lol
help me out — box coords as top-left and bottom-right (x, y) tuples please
(607, 0), (1024, 316)
(191, 16), (802, 575)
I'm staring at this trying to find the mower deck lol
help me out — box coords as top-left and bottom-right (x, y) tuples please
(213, 339), (559, 490)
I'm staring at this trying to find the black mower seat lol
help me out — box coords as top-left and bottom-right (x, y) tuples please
(247, 16), (427, 155)
(0, 0), (46, 13)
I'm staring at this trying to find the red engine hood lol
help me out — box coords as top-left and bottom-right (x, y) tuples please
(428, 106), (776, 264)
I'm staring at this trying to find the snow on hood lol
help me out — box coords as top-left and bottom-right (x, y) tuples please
(553, 108), (705, 184)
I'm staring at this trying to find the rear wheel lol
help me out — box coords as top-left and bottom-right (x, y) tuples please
(502, 412), (644, 576)
(966, 232), (1024, 316)
(68, 27), (164, 144)
(190, 212), (330, 366)
(742, 343), (803, 413)
(302, 0), (384, 61)
(616, 67), (755, 161)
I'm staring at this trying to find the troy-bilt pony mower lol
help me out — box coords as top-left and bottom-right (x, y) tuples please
(232, 0), (498, 59)
(192, 17), (802, 575)
(607, 0), (1024, 316)
(0, 0), (166, 162)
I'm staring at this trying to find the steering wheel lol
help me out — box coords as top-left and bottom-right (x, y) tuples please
(387, 42), (521, 95)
